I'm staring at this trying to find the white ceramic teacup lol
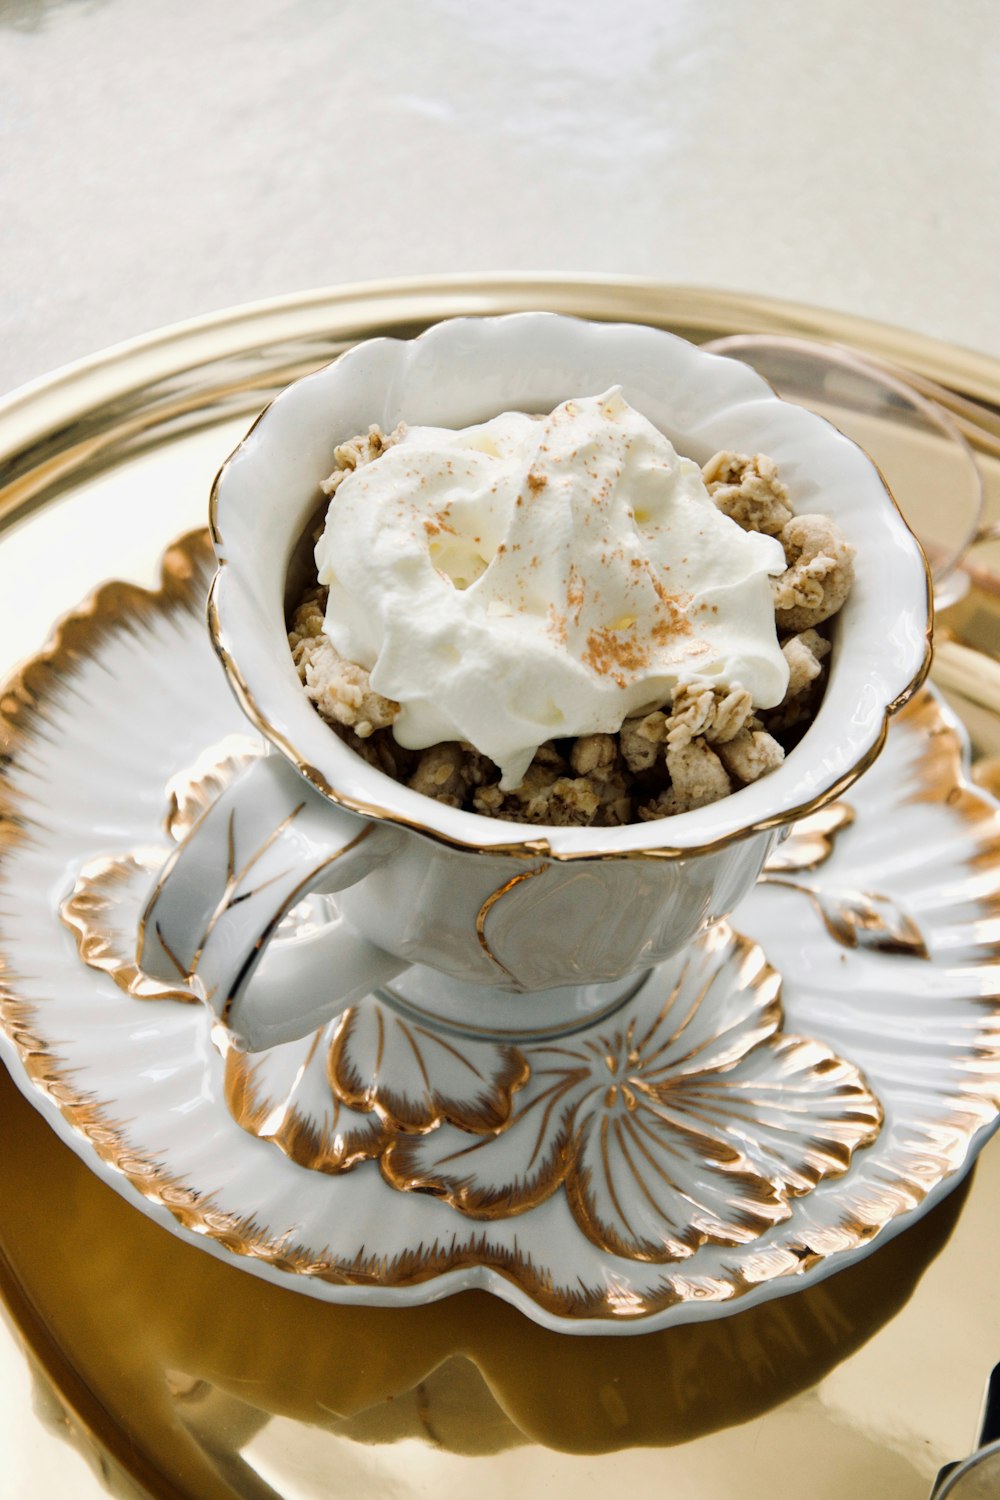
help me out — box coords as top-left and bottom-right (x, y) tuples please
(138, 314), (931, 1051)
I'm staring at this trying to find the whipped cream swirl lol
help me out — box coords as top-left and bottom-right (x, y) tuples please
(315, 390), (789, 788)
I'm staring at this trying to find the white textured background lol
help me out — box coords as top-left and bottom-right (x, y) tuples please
(2, 0), (1000, 393)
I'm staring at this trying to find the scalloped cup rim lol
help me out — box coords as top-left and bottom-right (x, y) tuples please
(209, 312), (932, 860)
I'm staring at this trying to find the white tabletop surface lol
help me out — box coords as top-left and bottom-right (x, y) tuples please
(3, 0), (1000, 398)
(2, 3), (1000, 1496)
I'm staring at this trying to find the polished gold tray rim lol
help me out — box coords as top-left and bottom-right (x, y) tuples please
(4, 273), (1000, 460)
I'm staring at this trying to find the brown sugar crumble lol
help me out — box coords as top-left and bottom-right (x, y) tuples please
(290, 437), (855, 826)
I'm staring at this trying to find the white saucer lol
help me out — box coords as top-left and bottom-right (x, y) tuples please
(2, 530), (999, 1336)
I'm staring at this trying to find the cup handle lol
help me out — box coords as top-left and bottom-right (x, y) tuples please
(139, 753), (405, 1050)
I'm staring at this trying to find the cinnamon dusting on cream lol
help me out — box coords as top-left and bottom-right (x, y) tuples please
(313, 389), (791, 789)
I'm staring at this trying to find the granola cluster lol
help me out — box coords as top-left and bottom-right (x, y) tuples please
(289, 438), (854, 826)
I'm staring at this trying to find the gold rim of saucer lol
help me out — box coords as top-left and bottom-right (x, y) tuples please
(0, 524), (993, 1328)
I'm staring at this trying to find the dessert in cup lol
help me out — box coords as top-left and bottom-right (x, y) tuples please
(138, 313), (931, 1053)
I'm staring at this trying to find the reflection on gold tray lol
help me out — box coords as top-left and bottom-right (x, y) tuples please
(3, 277), (1000, 1497)
(0, 1058), (973, 1489)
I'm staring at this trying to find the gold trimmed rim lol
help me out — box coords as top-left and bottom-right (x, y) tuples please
(207, 603), (930, 864)
(212, 611), (908, 865)
(206, 310), (933, 863)
(474, 866), (549, 976)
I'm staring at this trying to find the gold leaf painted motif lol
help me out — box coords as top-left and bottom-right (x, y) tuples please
(382, 1056), (587, 1217)
(762, 877), (930, 959)
(164, 735), (264, 842)
(384, 927), (882, 1260)
(475, 866), (547, 979)
(60, 848), (196, 1004)
(764, 802), (855, 875)
(226, 1032), (389, 1173)
(329, 1002), (530, 1135)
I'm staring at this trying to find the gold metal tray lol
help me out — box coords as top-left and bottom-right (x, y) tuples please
(3, 276), (1000, 1500)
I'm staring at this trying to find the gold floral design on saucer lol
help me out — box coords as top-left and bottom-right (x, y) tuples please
(381, 926), (882, 1259)
(63, 748), (883, 1261)
(219, 922), (883, 1262)
(2, 527), (999, 1328)
(59, 692), (883, 1262)
(761, 802), (929, 957)
(224, 1001), (532, 1174)
(60, 847), (197, 1005)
